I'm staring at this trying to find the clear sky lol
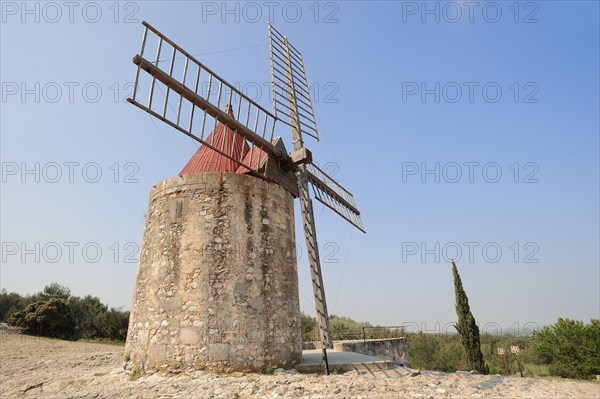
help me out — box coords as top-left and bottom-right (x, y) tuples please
(1, 1), (598, 335)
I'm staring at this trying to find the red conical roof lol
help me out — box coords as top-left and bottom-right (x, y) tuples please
(235, 145), (268, 174)
(179, 107), (251, 175)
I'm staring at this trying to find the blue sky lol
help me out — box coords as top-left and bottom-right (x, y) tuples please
(1, 1), (598, 334)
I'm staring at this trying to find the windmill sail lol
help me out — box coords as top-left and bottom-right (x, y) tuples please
(128, 21), (288, 179)
(268, 23), (331, 349)
(268, 24), (319, 141)
(268, 23), (365, 352)
(306, 164), (366, 233)
(268, 23), (365, 234)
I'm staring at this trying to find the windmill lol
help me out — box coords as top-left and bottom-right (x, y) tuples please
(127, 21), (365, 373)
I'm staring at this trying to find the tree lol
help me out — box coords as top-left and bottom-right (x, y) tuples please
(93, 308), (130, 341)
(2, 284), (132, 342)
(452, 260), (488, 374)
(329, 315), (352, 340)
(38, 282), (71, 301)
(329, 315), (370, 340)
(531, 318), (600, 379)
(8, 298), (75, 339)
(300, 312), (317, 342)
(0, 289), (27, 321)
(69, 295), (108, 339)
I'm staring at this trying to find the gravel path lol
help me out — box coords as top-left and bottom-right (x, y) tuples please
(1, 334), (598, 398)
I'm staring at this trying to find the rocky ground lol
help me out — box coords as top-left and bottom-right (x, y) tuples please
(0, 334), (598, 399)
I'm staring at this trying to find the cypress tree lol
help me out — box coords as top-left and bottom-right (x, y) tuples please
(452, 260), (488, 374)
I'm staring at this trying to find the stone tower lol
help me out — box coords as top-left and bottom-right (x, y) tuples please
(125, 118), (302, 372)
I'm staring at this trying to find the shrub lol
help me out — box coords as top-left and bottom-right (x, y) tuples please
(70, 295), (109, 339)
(93, 308), (130, 341)
(4, 284), (131, 342)
(258, 363), (276, 374)
(0, 289), (28, 321)
(407, 332), (467, 372)
(300, 312), (317, 342)
(8, 298), (75, 339)
(531, 318), (600, 379)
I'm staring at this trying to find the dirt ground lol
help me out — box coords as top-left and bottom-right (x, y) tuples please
(1, 333), (598, 399)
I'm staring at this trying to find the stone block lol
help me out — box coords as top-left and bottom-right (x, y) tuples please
(208, 343), (230, 361)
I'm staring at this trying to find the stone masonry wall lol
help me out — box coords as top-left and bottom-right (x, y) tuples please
(125, 173), (302, 372)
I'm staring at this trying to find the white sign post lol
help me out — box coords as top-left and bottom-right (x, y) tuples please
(510, 346), (523, 377)
(497, 347), (509, 375)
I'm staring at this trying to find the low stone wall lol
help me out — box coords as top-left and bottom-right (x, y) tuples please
(333, 338), (408, 363)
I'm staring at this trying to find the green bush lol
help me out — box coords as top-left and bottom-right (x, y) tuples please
(407, 332), (467, 372)
(523, 363), (551, 378)
(407, 321), (599, 379)
(300, 312), (318, 342)
(0, 289), (28, 321)
(406, 332), (541, 375)
(531, 318), (600, 380)
(8, 298), (76, 339)
(93, 308), (130, 341)
(258, 363), (276, 374)
(70, 295), (109, 339)
(4, 283), (130, 342)
(0, 282), (71, 322)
